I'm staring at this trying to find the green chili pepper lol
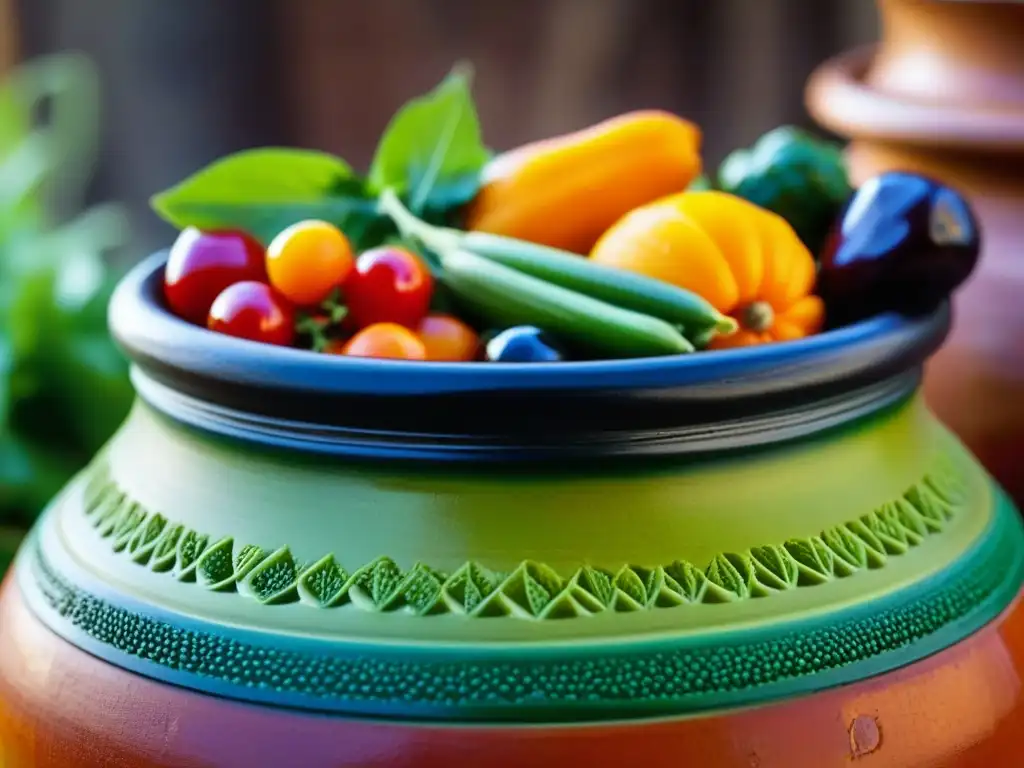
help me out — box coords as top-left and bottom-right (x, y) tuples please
(436, 247), (694, 358)
(378, 189), (736, 338)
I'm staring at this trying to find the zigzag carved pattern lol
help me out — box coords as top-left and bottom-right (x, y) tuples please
(79, 459), (966, 620)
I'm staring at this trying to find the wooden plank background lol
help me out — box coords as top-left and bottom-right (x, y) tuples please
(13, 0), (879, 259)
(0, 0), (17, 76)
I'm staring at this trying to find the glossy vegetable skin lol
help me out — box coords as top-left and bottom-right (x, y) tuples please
(416, 314), (480, 362)
(345, 247), (434, 329)
(164, 228), (267, 325)
(485, 326), (564, 362)
(340, 322), (427, 360)
(717, 126), (851, 257)
(818, 171), (981, 325)
(591, 190), (824, 348)
(438, 248), (694, 358)
(266, 220), (354, 306)
(207, 281), (295, 346)
(463, 110), (702, 254)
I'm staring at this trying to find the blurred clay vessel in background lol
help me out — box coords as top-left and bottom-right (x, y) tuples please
(808, 0), (1024, 506)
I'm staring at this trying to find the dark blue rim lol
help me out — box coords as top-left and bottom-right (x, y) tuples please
(108, 252), (951, 461)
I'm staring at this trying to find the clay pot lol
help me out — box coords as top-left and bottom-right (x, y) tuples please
(806, 0), (1024, 507)
(0, 253), (1023, 766)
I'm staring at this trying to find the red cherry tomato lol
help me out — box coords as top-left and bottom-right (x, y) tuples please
(266, 220), (354, 306)
(340, 323), (427, 360)
(207, 281), (296, 346)
(416, 314), (479, 362)
(164, 227), (267, 325)
(344, 247), (433, 329)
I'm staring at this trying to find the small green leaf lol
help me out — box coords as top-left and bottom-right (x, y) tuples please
(822, 525), (868, 572)
(614, 567), (647, 606)
(566, 568), (613, 612)
(111, 504), (146, 552)
(150, 148), (381, 245)
(705, 553), (751, 599)
(749, 545), (798, 591)
(90, 490), (125, 529)
(150, 523), (183, 572)
(234, 544), (267, 580)
(905, 484), (949, 531)
(368, 66), (489, 214)
(391, 563), (445, 614)
(842, 521), (888, 568)
(500, 562), (560, 616)
(576, 565), (615, 606)
(784, 537), (836, 583)
(96, 495), (129, 537)
(297, 554), (349, 608)
(444, 562), (499, 613)
(664, 560), (708, 602)
(241, 547), (299, 605)
(128, 512), (167, 563)
(196, 537), (238, 591)
(369, 557), (404, 606)
(925, 471), (965, 508)
(174, 529), (210, 582)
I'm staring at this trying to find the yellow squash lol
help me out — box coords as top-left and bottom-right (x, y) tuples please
(590, 190), (825, 347)
(464, 110), (702, 255)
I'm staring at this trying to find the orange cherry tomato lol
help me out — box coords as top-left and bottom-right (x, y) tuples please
(266, 220), (354, 306)
(416, 314), (480, 362)
(341, 322), (427, 361)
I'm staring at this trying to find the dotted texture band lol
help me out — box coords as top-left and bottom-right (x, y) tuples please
(80, 460), (967, 619)
(24, 492), (1022, 721)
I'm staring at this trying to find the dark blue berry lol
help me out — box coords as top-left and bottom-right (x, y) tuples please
(485, 326), (564, 363)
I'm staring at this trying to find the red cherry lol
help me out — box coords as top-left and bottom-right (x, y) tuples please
(164, 227), (267, 325)
(344, 247), (434, 329)
(207, 281), (295, 346)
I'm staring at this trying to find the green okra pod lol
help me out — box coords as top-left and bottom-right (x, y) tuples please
(378, 189), (737, 341)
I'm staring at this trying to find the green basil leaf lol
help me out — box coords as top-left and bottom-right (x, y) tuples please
(368, 66), (489, 214)
(150, 148), (381, 245)
(0, 55), (131, 530)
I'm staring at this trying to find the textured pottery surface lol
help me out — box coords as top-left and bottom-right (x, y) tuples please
(1, 254), (1023, 767)
(806, 0), (1024, 507)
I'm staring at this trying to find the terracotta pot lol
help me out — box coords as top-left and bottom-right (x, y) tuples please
(806, 0), (1024, 507)
(0, 253), (1022, 766)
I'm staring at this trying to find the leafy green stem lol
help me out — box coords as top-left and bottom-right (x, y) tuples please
(378, 187), (460, 256)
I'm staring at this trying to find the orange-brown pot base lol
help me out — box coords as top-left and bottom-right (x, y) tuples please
(1, 578), (1023, 768)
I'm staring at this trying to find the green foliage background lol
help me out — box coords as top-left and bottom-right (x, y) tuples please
(0, 54), (134, 569)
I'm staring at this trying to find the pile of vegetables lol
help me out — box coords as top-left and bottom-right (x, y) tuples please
(1, 55), (133, 567)
(153, 64), (981, 363)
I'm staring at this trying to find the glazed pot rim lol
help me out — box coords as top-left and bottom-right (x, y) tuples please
(108, 252), (950, 461)
(807, 44), (1024, 149)
(113, 252), (947, 395)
